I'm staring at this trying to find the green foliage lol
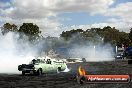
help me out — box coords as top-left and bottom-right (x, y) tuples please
(60, 29), (83, 40)
(1, 23), (42, 42)
(1, 23), (18, 35)
(129, 28), (132, 41)
(19, 23), (41, 36)
(60, 26), (130, 47)
(1, 22), (132, 47)
(18, 23), (41, 41)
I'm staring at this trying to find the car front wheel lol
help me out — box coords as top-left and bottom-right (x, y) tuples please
(22, 71), (25, 75)
(37, 69), (42, 76)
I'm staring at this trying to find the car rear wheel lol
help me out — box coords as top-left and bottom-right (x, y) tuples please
(58, 67), (61, 71)
(57, 67), (61, 73)
(37, 69), (42, 76)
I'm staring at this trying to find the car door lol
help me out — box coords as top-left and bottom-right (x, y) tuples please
(44, 59), (54, 73)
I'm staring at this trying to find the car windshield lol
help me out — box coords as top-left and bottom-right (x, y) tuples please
(30, 59), (40, 64)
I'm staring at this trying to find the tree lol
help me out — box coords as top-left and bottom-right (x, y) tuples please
(1, 23), (18, 35)
(60, 29), (84, 40)
(60, 26), (130, 47)
(19, 23), (41, 36)
(129, 28), (132, 41)
(19, 23), (41, 41)
(11, 24), (18, 32)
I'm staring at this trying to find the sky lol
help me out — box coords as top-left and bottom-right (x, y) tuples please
(0, 0), (132, 36)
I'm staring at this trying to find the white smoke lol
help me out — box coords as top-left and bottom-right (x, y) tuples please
(68, 44), (115, 62)
(0, 28), (115, 74)
(63, 33), (115, 62)
(0, 32), (36, 74)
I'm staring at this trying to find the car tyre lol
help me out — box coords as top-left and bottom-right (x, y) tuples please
(37, 69), (42, 76)
(57, 67), (61, 73)
(22, 71), (25, 75)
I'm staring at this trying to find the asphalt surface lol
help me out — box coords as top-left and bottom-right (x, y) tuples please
(0, 59), (132, 88)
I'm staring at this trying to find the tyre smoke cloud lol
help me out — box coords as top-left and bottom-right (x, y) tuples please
(0, 29), (115, 73)
(56, 34), (115, 62)
(0, 31), (39, 74)
(68, 44), (115, 62)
